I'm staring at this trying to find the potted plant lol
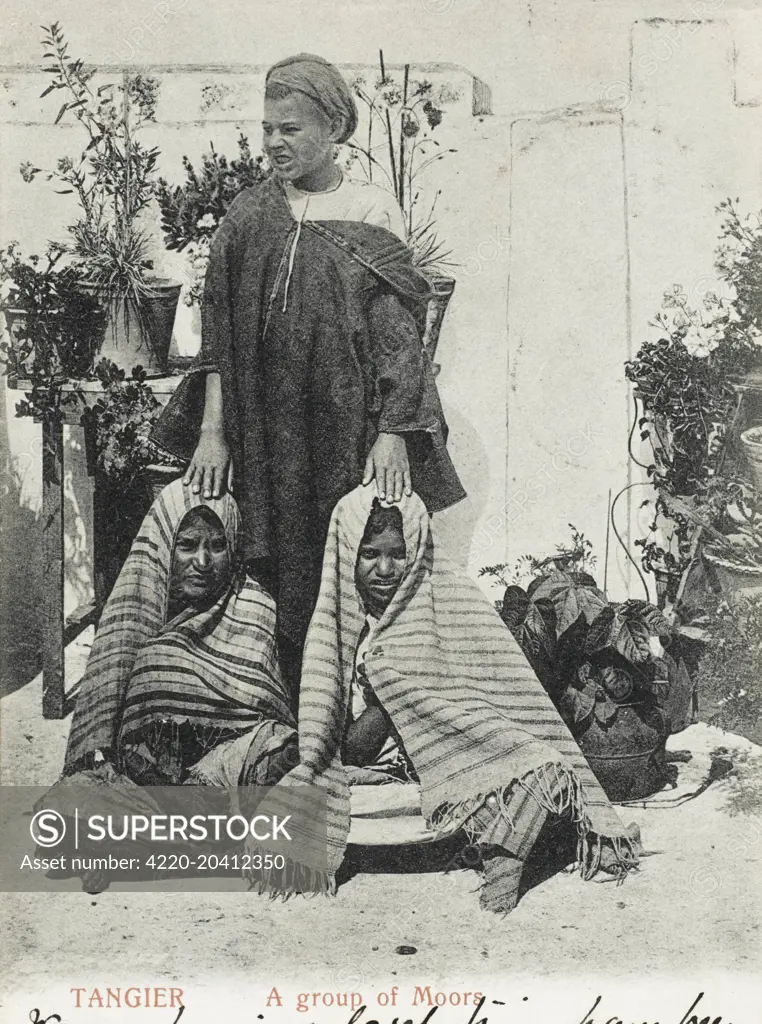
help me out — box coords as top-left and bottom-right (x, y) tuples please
(155, 134), (270, 312)
(481, 536), (695, 801)
(0, 241), (105, 382)
(80, 359), (160, 485)
(21, 23), (180, 375)
(1, 242), (104, 487)
(699, 484), (762, 605)
(506, 574), (693, 800)
(347, 51), (459, 361)
(77, 358), (182, 598)
(1, 243), (178, 499)
(715, 197), (762, 337)
(625, 200), (762, 596)
(480, 522), (598, 597)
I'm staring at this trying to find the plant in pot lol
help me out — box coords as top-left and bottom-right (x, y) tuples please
(715, 197), (762, 338)
(673, 479), (762, 606)
(1, 242), (106, 490)
(21, 23), (180, 376)
(625, 200), (762, 600)
(0, 241), (105, 383)
(156, 134), (270, 313)
(79, 358), (176, 598)
(482, 558), (694, 802)
(347, 51), (459, 363)
(739, 423), (762, 493)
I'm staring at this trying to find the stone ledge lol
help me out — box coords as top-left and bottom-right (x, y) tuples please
(0, 62), (491, 125)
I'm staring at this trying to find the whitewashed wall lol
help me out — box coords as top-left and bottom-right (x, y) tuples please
(2, 0), (762, 689)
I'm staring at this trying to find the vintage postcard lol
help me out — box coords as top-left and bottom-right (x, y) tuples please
(1, 1), (760, 1022)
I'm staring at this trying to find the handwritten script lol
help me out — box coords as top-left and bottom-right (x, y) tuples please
(28, 1008), (184, 1024)
(337, 990), (734, 1024)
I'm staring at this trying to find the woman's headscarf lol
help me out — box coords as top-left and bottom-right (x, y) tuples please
(266, 53), (358, 143)
(64, 478), (293, 773)
(258, 484), (638, 901)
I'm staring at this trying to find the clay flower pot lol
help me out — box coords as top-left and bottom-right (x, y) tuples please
(79, 278), (182, 376)
(704, 546), (762, 605)
(740, 425), (762, 492)
(576, 702), (670, 802)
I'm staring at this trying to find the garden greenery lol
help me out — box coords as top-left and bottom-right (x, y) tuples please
(626, 200), (762, 579)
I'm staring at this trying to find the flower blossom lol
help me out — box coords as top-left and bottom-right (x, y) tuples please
(196, 213), (217, 230)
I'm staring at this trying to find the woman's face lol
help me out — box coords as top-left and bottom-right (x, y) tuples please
(262, 92), (338, 187)
(355, 524), (407, 618)
(169, 512), (231, 609)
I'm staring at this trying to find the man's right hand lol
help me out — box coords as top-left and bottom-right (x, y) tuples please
(183, 428), (233, 498)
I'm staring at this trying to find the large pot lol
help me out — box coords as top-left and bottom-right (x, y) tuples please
(740, 425), (762, 492)
(422, 274), (455, 365)
(80, 278), (182, 377)
(704, 546), (762, 605)
(576, 702), (669, 802)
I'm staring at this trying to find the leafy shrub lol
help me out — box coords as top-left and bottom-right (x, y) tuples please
(694, 596), (762, 739)
(498, 571), (693, 737)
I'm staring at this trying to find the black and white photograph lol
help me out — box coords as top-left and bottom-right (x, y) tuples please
(0, 1), (760, 1020)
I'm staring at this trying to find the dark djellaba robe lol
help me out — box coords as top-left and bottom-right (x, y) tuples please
(152, 176), (465, 656)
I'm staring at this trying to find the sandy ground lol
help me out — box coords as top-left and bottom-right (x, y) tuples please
(1, 629), (761, 1004)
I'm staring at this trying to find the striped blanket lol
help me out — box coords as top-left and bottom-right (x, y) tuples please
(259, 484), (638, 908)
(64, 479), (295, 778)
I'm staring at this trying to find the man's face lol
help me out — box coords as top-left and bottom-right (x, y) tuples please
(169, 513), (231, 609)
(355, 524), (407, 618)
(262, 93), (336, 184)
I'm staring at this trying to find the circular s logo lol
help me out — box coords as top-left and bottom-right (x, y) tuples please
(29, 809), (66, 848)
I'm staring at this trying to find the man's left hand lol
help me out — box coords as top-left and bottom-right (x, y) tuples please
(362, 433), (411, 502)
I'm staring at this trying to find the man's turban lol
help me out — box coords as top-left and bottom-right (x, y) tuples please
(265, 53), (358, 144)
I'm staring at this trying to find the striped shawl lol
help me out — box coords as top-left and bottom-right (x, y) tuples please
(64, 479), (294, 775)
(261, 485), (637, 901)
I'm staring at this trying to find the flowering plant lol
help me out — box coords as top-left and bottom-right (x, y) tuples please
(0, 241), (105, 381)
(21, 24), (162, 312)
(80, 359), (160, 486)
(156, 134), (269, 305)
(626, 201), (762, 581)
(345, 51), (459, 272)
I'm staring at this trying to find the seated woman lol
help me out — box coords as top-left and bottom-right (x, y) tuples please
(267, 485), (640, 913)
(59, 476), (298, 795)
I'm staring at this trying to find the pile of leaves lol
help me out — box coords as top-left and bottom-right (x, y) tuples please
(500, 571), (694, 736)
